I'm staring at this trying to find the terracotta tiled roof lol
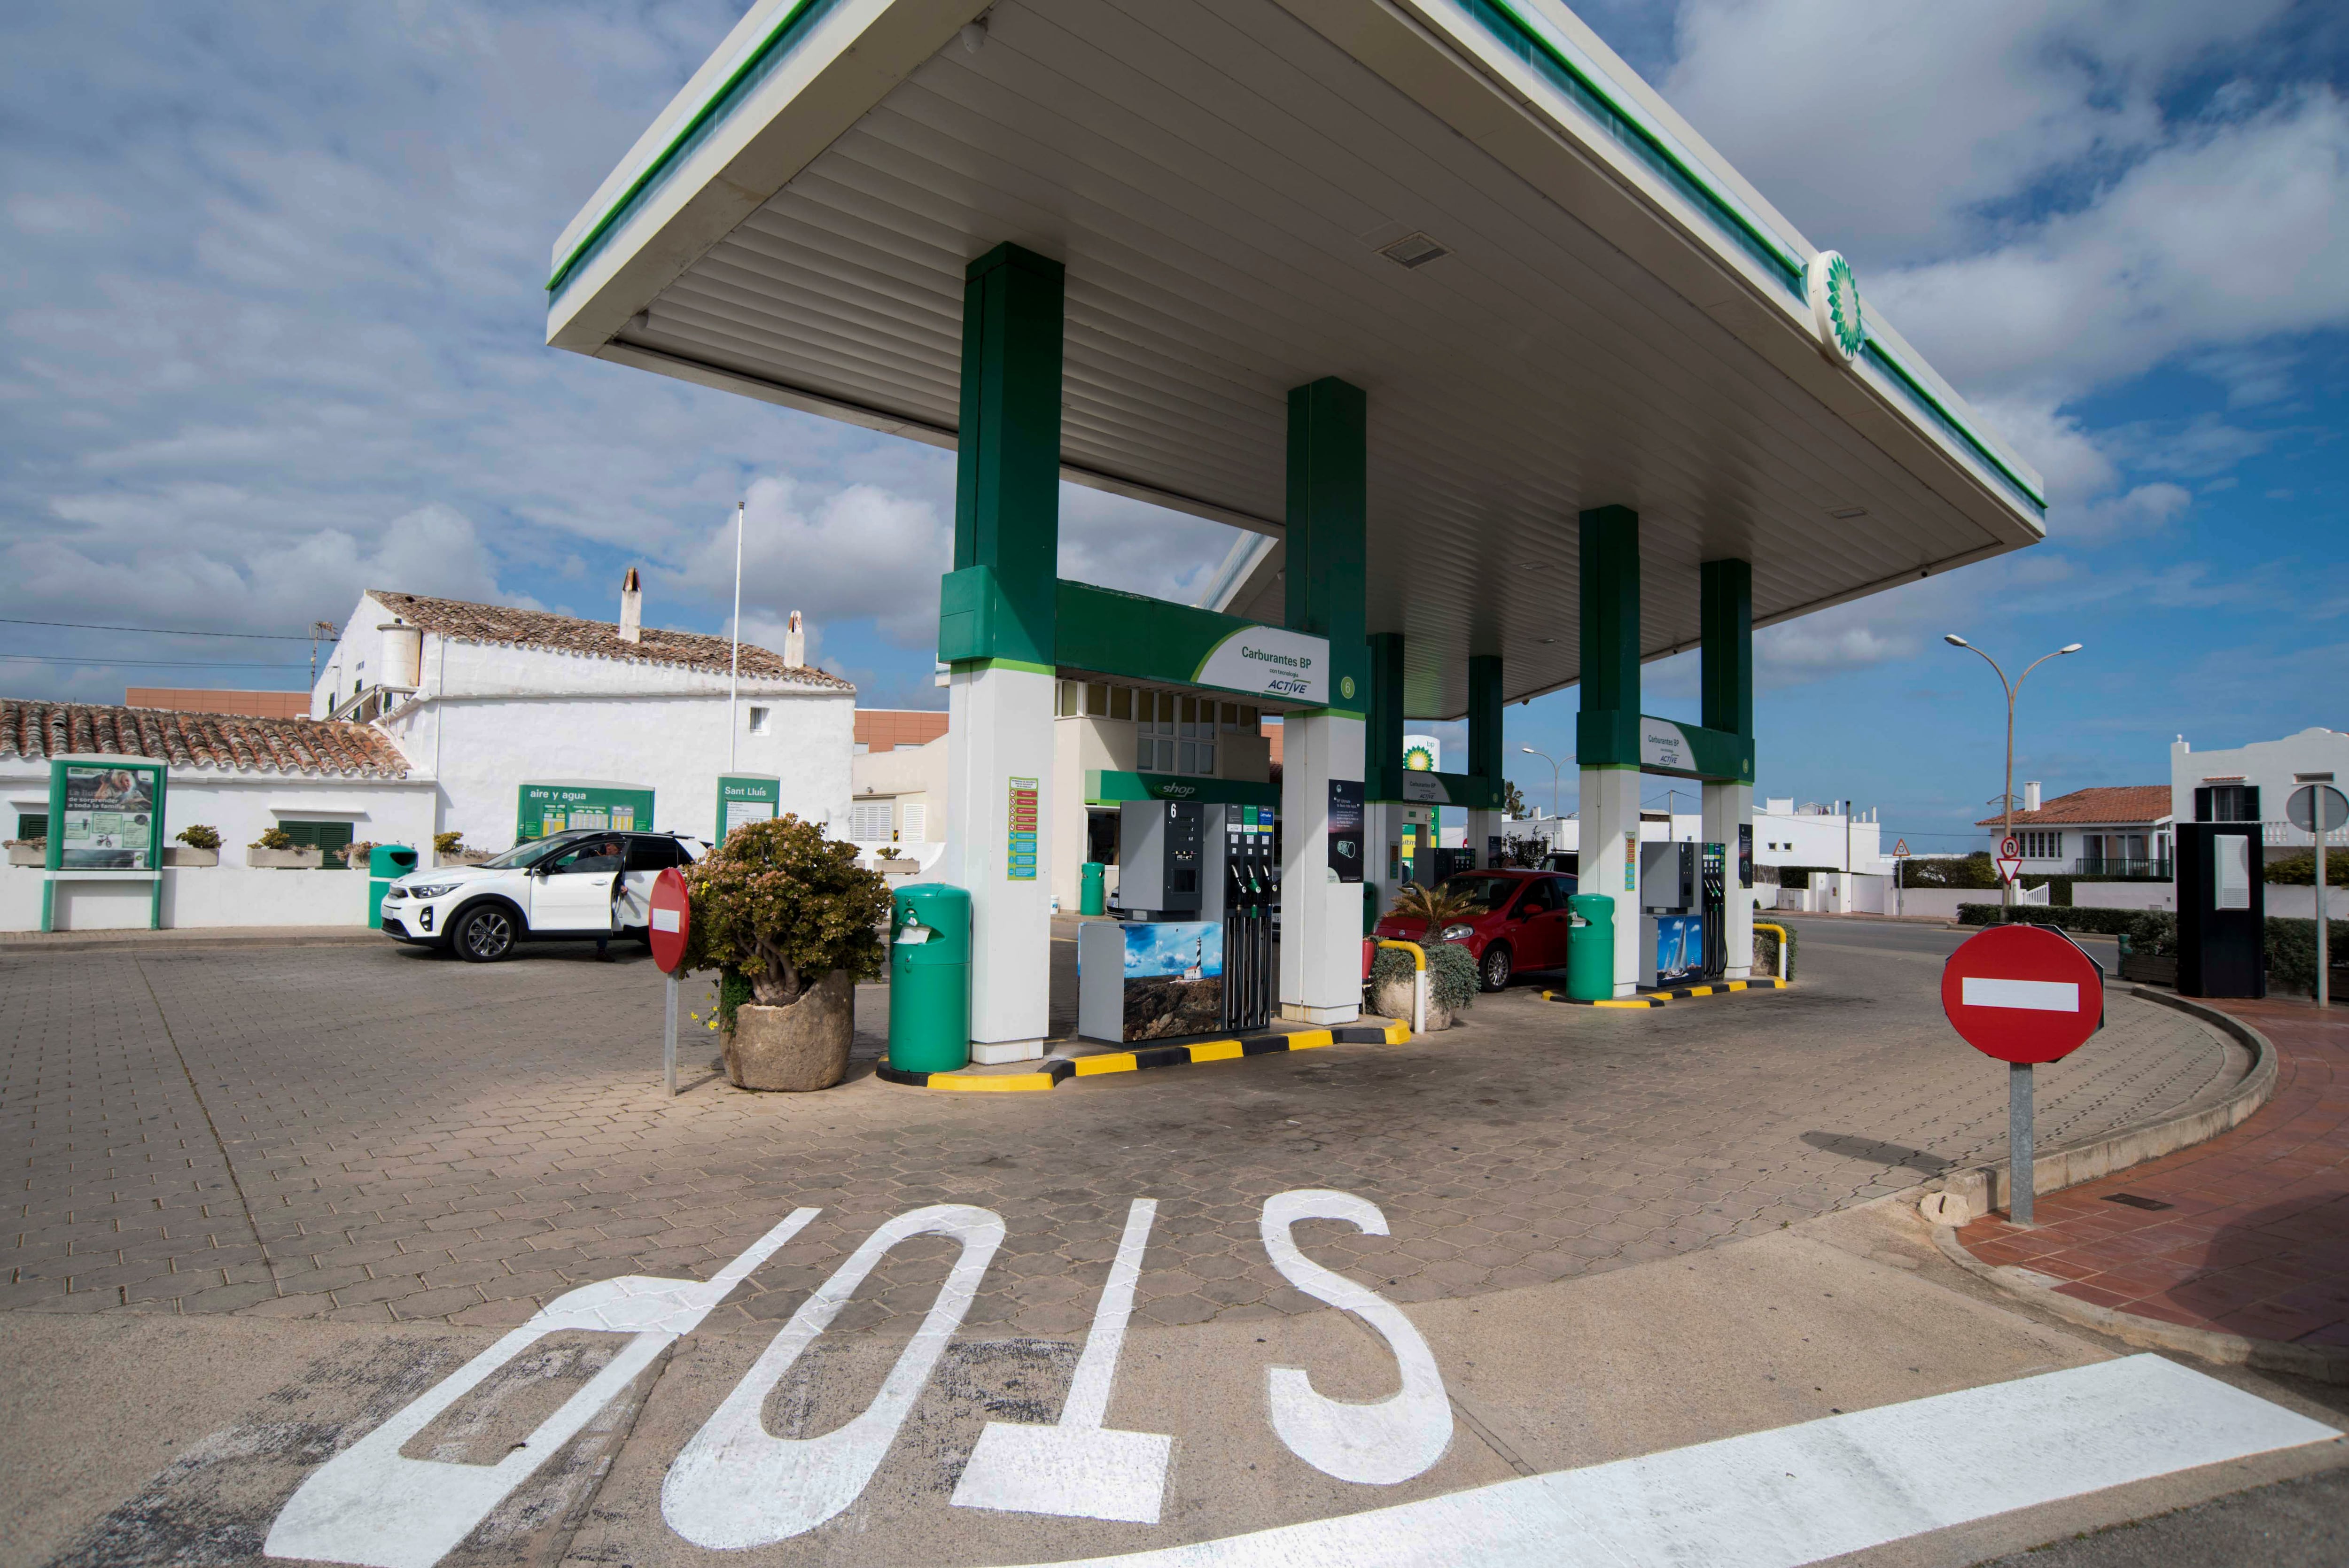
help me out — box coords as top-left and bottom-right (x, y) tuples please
(1974, 785), (2171, 828)
(370, 590), (852, 690)
(0, 700), (411, 778)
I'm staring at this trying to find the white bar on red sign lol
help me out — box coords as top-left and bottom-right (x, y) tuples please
(1961, 977), (2079, 1012)
(652, 909), (682, 932)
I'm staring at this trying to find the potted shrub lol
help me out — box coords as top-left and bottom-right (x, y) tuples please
(248, 826), (322, 869)
(873, 846), (919, 876)
(166, 824), (221, 867)
(5, 837), (43, 868)
(1369, 884), (1482, 1028)
(435, 830), (490, 866)
(680, 815), (889, 1091)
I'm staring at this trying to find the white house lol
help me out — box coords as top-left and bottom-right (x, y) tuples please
(1502, 799), (1887, 876)
(319, 578), (855, 850)
(2173, 727), (2349, 862)
(849, 709), (950, 872)
(2, 698), (432, 931)
(1973, 782), (2174, 877)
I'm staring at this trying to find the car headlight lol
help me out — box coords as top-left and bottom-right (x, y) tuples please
(403, 882), (460, 899)
(1440, 923), (1475, 940)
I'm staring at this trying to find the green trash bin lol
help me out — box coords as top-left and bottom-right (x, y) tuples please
(888, 883), (972, 1073)
(1079, 861), (1106, 916)
(369, 844), (418, 928)
(1566, 893), (1616, 1001)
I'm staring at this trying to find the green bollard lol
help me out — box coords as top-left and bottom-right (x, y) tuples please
(1566, 893), (1616, 1001)
(888, 884), (971, 1073)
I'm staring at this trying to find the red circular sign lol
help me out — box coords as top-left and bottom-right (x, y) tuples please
(648, 866), (692, 975)
(1941, 924), (2104, 1064)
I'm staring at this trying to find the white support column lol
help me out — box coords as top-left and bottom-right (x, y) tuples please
(943, 664), (1054, 1062)
(1280, 713), (1364, 1025)
(1468, 807), (1503, 869)
(1703, 780), (1753, 979)
(1581, 765), (1643, 997)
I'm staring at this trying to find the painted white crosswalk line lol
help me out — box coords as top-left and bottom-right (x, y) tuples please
(1004, 1356), (2337, 1568)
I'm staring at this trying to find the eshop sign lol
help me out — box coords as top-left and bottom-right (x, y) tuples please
(1192, 625), (1329, 706)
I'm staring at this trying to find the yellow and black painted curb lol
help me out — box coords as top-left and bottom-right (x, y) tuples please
(1540, 977), (1789, 1008)
(876, 1021), (1413, 1092)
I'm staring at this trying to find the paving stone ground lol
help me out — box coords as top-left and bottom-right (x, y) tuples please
(1958, 993), (2349, 1350)
(2, 924), (2240, 1340)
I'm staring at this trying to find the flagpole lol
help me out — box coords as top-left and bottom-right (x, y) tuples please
(729, 499), (743, 771)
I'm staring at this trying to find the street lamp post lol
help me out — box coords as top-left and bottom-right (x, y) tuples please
(1945, 637), (2084, 920)
(1520, 746), (1571, 866)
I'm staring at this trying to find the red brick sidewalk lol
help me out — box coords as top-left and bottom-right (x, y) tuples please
(1956, 995), (2349, 1351)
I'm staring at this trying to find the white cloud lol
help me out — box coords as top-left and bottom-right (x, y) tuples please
(684, 476), (953, 648)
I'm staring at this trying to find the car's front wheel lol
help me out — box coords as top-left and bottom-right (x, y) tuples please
(454, 904), (518, 963)
(1480, 942), (1513, 992)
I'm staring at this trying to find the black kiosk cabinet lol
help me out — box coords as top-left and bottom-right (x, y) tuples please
(2176, 822), (2265, 998)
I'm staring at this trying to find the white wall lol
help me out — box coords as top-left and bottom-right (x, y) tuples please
(1, 764), (437, 870)
(3, 865), (374, 931)
(375, 631), (853, 850)
(2074, 882), (2178, 912)
(2174, 727), (2349, 850)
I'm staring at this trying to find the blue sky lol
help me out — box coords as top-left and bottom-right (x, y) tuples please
(5, 1), (2345, 855)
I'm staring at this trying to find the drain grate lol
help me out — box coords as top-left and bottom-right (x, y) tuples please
(2101, 1193), (2174, 1211)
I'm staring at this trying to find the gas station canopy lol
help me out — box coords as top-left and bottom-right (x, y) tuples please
(548, 0), (2042, 720)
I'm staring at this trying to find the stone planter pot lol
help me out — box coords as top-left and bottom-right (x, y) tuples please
(874, 858), (920, 876)
(247, 846), (324, 869)
(163, 847), (220, 866)
(437, 850), (495, 867)
(7, 845), (43, 867)
(723, 969), (855, 1091)
(1369, 973), (1451, 1031)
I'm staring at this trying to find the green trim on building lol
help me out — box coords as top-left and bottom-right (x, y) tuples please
(1285, 379), (1369, 712)
(1700, 559), (1754, 740)
(949, 243), (1064, 669)
(1085, 771), (1280, 807)
(1367, 632), (1405, 779)
(1367, 768), (1501, 809)
(1056, 582), (1325, 702)
(1467, 654), (1504, 787)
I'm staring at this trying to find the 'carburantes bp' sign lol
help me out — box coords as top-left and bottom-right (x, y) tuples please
(1191, 625), (1329, 706)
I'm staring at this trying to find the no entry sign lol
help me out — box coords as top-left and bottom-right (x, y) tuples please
(1941, 924), (2103, 1064)
(648, 866), (692, 975)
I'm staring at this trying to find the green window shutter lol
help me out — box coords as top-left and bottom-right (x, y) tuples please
(16, 813), (47, 841)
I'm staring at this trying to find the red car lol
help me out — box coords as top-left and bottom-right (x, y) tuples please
(1373, 869), (1582, 993)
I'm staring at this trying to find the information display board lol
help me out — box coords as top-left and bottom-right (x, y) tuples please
(1006, 776), (1039, 881)
(516, 781), (655, 842)
(49, 757), (167, 871)
(714, 775), (781, 845)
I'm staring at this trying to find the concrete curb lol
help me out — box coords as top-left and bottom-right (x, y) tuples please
(1928, 1222), (2349, 1386)
(1940, 986), (2279, 1218)
(0, 929), (384, 956)
(1539, 978), (1789, 1008)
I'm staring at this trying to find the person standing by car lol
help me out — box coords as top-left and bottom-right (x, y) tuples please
(572, 837), (627, 962)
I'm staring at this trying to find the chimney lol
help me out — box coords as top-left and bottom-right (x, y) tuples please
(785, 610), (805, 667)
(618, 567), (642, 644)
(2023, 780), (2041, 813)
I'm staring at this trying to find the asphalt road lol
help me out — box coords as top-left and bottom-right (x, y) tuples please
(1781, 912), (2124, 969)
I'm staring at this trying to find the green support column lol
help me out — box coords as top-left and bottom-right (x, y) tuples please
(1284, 377), (1368, 713)
(1576, 505), (1640, 763)
(1700, 559), (1753, 739)
(1367, 631), (1405, 783)
(943, 242), (1066, 670)
(1468, 653), (1503, 788)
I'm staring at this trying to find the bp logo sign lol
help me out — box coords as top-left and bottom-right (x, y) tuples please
(1805, 249), (1866, 365)
(1402, 743), (1436, 772)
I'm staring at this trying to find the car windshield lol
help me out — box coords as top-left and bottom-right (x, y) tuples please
(1438, 874), (1519, 911)
(477, 836), (584, 871)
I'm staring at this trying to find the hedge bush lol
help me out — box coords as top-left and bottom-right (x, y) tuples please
(2268, 918), (2349, 995)
(1370, 941), (1479, 1011)
(2264, 851), (2349, 886)
(1751, 919), (1798, 981)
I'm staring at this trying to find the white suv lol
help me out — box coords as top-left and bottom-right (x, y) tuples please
(380, 830), (703, 962)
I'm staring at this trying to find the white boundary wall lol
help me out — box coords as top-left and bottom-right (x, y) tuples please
(2, 866), (374, 931)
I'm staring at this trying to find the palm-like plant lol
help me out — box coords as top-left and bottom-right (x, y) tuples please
(1385, 880), (1483, 941)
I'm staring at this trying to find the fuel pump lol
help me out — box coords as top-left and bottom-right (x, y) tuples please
(1210, 804), (1276, 1032)
(1701, 841), (1727, 977)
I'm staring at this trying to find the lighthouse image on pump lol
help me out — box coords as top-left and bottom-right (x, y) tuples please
(1120, 921), (1225, 1039)
(1182, 933), (1204, 982)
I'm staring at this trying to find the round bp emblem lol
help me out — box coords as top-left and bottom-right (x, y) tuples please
(1805, 249), (1866, 365)
(1402, 743), (1436, 772)
(1339, 675), (1356, 700)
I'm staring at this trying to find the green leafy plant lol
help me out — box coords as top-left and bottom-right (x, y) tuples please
(434, 831), (465, 854)
(1752, 921), (1798, 981)
(2264, 852), (2349, 887)
(1899, 853), (2003, 891)
(252, 827), (296, 851)
(1369, 941), (1479, 1012)
(1384, 880), (1484, 936)
(174, 824), (221, 851)
(677, 815), (889, 1010)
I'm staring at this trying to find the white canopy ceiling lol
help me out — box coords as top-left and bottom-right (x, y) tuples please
(549, 0), (2043, 719)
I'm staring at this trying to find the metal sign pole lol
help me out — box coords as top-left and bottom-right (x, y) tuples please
(2008, 1062), (2035, 1226)
(664, 972), (680, 1097)
(2320, 798), (2331, 1009)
